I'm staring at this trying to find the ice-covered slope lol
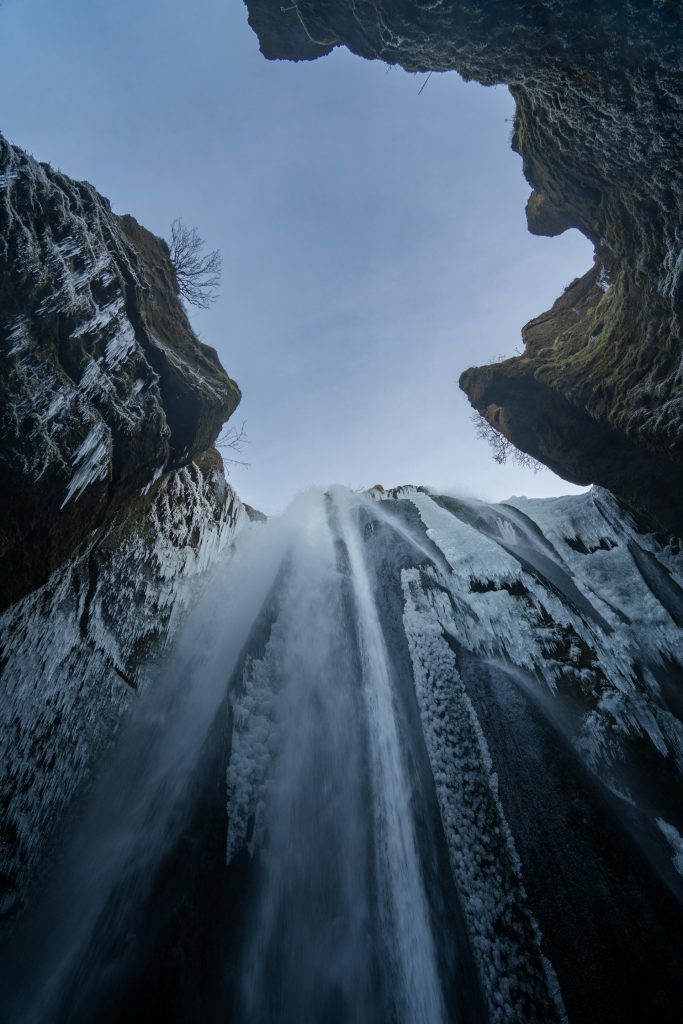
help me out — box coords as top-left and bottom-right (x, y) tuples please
(221, 484), (683, 1024)
(0, 454), (248, 920)
(370, 484), (683, 1022)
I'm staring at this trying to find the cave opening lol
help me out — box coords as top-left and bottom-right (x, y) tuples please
(0, 0), (593, 514)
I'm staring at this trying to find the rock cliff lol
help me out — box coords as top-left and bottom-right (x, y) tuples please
(0, 136), (248, 914)
(244, 0), (683, 534)
(0, 135), (241, 610)
(0, 455), (248, 918)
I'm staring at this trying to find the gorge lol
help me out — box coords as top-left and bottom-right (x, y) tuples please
(3, 485), (683, 1023)
(1, 2), (682, 1022)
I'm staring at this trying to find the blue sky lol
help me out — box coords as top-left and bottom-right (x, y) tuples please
(0, 0), (593, 513)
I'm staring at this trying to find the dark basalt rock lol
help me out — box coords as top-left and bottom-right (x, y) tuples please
(243, 0), (683, 534)
(525, 189), (576, 238)
(0, 137), (241, 611)
(243, 503), (268, 523)
(245, 0), (334, 60)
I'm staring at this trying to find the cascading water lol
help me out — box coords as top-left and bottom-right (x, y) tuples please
(227, 489), (466, 1023)
(0, 489), (480, 1024)
(335, 491), (447, 1024)
(2, 485), (683, 1024)
(227, 490), (382, 1022)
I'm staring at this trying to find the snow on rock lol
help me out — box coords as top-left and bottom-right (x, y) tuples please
(60, 422), (111, 507)
(367, 483), (431, 501)
(402, 566), (567, 1024)
(597, 264), (611, 291)
(402, 487), (683, 887)
(0, 459), (248, 918)
(656, 818), (683, 877)
(0, 134), (240, 610)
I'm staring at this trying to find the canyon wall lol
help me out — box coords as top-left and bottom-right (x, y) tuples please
(0, 459), (248, 919)
(244, 0), (683, 535)
(0, 136), (249, 915)
(0, 135), (241, 611)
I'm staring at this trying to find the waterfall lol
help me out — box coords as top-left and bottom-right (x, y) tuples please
(1, 489), (466, 1023)
(0, 508), (301, 1022)
(227, 488), (457, 1022)
(335, 489), (447, 1024)
(229, 490), (377, 1022)
(3, 485), (682, 1024)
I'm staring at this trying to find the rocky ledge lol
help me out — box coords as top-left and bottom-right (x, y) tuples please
(244, 0), (683, 535)
(0, 135), (241, 610)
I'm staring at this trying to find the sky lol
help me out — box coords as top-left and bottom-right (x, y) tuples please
(0, 0), (593, 514)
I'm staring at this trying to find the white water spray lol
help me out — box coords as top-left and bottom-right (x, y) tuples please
(335, 488), (447, 1024)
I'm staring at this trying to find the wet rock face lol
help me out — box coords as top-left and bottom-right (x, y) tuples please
(244, 0), (683, 534)
(0, 454), (248, 918)
(0, 136), (241, 610)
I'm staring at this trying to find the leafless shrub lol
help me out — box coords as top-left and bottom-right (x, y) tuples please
(471, 412), (542, 472)
(216, 420), (250, 469)
(168, 218), (222, 309)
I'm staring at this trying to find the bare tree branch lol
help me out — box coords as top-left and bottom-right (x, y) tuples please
(470, 412), (542, 472)
(216, 420), (250, 469)
(168, 218), (222, 309)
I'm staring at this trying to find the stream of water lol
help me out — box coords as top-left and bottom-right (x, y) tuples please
(1, 488), (480, 1024)
(5, 485), (683, 1023)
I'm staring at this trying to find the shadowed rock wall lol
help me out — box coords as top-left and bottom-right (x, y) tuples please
(0, 136), (241, 610)
(0, 136), (253, 915)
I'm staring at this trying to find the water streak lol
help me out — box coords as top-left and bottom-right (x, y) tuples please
(335, 489), (447, 1024)
(2, 489), (454, 1024)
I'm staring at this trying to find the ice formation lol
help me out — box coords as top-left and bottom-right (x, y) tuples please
(0, 461), (248, 916)
(2, 484), (682, 1023)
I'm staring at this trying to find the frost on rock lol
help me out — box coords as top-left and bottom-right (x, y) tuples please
(0, 134), (240, 609)
(225, 639), (281, 862)
(402, 488), (683, 890)
(60, 422), (111, 507)
(402, 567), (567, 1024)
(0, 461), (248, 917)
(656, 818), (683, 877)
(597, 264), (611, 291)
(0, 140), (165, 491)
(367, 484), (431, 502)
